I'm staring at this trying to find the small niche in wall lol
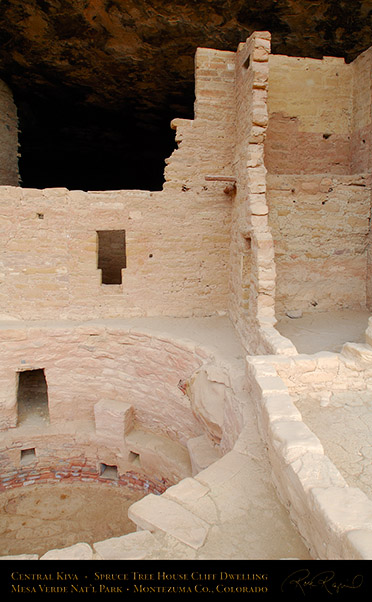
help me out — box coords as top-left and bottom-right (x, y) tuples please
(20, 448), (36, 466)
(128, 451), (141, 467)
(99, 463), (119, 480)
(97, 230), (126, 285)
(17, 369), (49, 426)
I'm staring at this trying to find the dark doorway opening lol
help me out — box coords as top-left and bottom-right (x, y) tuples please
(97, 230), (126, 285)
(17, 369), (49, 426)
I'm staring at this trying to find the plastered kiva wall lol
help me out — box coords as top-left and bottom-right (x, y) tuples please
(0, 325), (203, 439)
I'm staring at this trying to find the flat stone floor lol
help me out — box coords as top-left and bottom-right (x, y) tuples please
(297, 391), (372, 502)
(0, 315), (246, 364)
(276, 310), (371, 354)
(0, 482), (143, 557)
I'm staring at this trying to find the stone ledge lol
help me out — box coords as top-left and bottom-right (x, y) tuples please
(271, 420), (324, 463)
(40, 542), (93, 560)
(0, 554), (39, 560)
(93, 530), (158, 560)
(128, 494), (209, 549)
(345, 529), (372, 560)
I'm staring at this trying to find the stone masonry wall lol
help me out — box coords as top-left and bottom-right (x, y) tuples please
(272, 332), (372, 406)
(351, 47), (372, 174)
(247, 351), (372, 559)
(229, 32), (288, 355)
(0, 80), (19, 186)
(265, 55), (352, 174)
(165, 47), (236, 188)
(0, 457), (170, 496)
(267, 174), (371, 316)
(351, 47), (372, 310)
(0, 183), (231, 319)
(265, 52), (372, 319)
(0, 49), (235, 321)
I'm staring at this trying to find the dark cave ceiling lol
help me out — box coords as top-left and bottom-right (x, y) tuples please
(1, 0), (372, 190)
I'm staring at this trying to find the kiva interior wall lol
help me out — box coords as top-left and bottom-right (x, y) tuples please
(0, 324), (203, 440)
(0, 80), (19, 186)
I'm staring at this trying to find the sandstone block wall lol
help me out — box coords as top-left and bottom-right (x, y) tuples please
(246, 352), (372, 560)
(1, 36), (372, 342)
(0, 37), (289, 355)
(267, 174), (370, 315)
(266, 55), (352, 174)
(265, 52), (372, 319)
(0, 80), (19, 186)
(273, 340), (372, 406)
(0, 49), (237, 322)
(351, 46), (372, 174)
(165, 47), (236, 187)
(0, 184), (231, 320)
(352, 47), (372, 309)
(229, 32), (288, 355)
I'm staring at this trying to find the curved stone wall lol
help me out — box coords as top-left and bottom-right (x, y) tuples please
(0, 319), (250, 559)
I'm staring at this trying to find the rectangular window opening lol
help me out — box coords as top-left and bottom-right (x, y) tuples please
(17, 368), (49, 426)
(20, 448), (36, 465)
(97, 230), (126, 285)
(99, 463), (119, 480)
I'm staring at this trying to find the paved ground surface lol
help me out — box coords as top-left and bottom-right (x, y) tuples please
(297, 391), (372, 502)
(276, 310), (371, 354)
(0, 482), (144, 557)
(278, 310), (372, 503)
